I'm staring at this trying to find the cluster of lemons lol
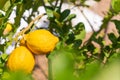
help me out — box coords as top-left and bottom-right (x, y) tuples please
(4, 24), (59, 73)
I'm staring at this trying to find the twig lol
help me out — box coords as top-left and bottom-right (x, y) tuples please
(78, 7), (95, 32)
(14, 13), (46, 42)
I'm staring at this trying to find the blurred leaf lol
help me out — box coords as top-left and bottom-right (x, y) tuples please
(1, 71), (33, 80)
(46, 7), (54, 18)
(53, 11), (60, 20)
(1, 54), (8, 61)
(0, 0), (7, 10)
(79, 61), (100, 80)
(0, 68), (3, 74)
(94, 61), (120, 80)
(73, 39), (82, 49)
(48, 48), (76, 80)
(0, 45), (4, 53)
(108, 52), (120, 63)
(111, 0), (120, 13)
(2, 0), (11, 11)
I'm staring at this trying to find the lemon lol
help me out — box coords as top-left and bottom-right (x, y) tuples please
(3, 23), (12, 35)
(25, 29), (59, 54)
(7, 46), (35, 73)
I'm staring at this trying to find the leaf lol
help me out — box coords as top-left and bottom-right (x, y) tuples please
(1, 71), (33, 80)
(108, 33), (117, 43)
(0, 45), (4, 53)
(46, 7), (54, 18)
(2, 0), (11, 11)
(111, 20), (120, 33)
(80, 61), (100, 80)
(65, 14), (76, 21)
(75, 30), (86, 40)
(73, 39), (82, 49)
(60, 9), (70, 21)
(53, 11), (60, 20)
(49, 48), (75, 80)
(74, 22), (86, 40)
(1, 54), (8, 60)
(0, 0), (7, 10)
(111, 0), (120, 13)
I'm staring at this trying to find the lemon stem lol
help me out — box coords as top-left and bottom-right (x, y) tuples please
(14, 13), (46, 43)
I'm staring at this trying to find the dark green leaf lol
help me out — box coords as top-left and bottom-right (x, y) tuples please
(0, 45), (4, 53)
(108, 33), (117, 43)
(73, 39), (82, 49)
(112, 20), (120, 33)
(60, 9), (70, 21)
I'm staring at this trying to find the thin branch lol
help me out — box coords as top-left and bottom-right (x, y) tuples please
(54, 0), (59, 9)
(14, 13), (46, 42)
(78, 7), (95, 32)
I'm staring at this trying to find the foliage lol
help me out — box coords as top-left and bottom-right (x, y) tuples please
(0, 0), (120, 80)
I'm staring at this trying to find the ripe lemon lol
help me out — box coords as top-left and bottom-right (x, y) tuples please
(7, 46), (35, 73)
(25, 29), (59, 54)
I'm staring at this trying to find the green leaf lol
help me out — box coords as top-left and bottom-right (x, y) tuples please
(2, 0), (11, 11)
(49, 48), (75, 80)
(0, 0), (7, 10)
(73, 39), (82, 49)
(1, 71), (33, 80)
(1, 54), (8, 60)
(111, 20), (120, 33)
(108, 33), (117, 43)
(111, 0), (120, 13)
(65, 14), (76, 21)
(75, 30), (86, 40)
(53, 11), (60, 20)
(60, 9), (70, 21)
(46, 7), (54, 18)
(80, 61), (100, 80)
(0, 45), (4, 53)
(74, 22), (86, 40)
(0, 68), (3, 74)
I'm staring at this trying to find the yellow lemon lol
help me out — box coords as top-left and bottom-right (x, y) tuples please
(26, 29), (59, 54)
(3, 23), (12, 35)
(7, 46), (35, 73)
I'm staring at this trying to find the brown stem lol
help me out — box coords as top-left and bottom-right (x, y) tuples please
(14, 13), (46, 43)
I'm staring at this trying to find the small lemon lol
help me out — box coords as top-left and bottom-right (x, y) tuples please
(3, 23), (12, 35)
(26, 29), (59, 54)
(7, 46), (35, 73)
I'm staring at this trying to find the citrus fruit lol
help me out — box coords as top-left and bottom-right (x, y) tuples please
(7, 46), (35, 73)
(3, 23), (12, 35)
(25, 29), (59, 54)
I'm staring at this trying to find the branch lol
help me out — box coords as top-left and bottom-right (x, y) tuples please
(14, 13), (46, 42)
